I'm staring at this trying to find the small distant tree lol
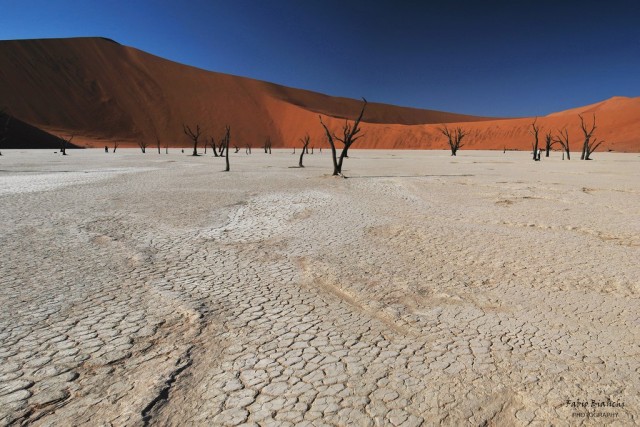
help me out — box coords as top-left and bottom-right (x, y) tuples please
(183, 124), (201, 156)
(0, 109), (9, 156)
(554, 128), (571, 160)
(319, 97), (368, 176)
(529, 118), (541, 161)
(299, 134), (310, 167)
(264, 137), (272, 154)
(59, 134), (73, 155)
(138, 139), (149, 153)
(438, 124), (468, 156)
(245, 144), (252, 154)
(222, 125), (231, 172)
(113, 140), (120, 153)
(544, 131), (556, 157)
(234, 145), (240, 153)
(579, 114), (600, 160)
(156, 138), (161, 154)
(164, 141), (169, 154)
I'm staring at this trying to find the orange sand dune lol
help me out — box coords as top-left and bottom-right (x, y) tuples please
(0, 37), (638, 152)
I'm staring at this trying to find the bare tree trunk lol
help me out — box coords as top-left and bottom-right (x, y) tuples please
(113, 141), (119, 153)
(59, 134), (73, 155)
(579, 114), (597, 160)
(554, 129), (571, 160)
(157, 138), (161, 154)
(585, 138), (603, 160)
(530, 119), (540, 161)
(318, 98), (367, 176)
(223, 126), (231, 172)
(319, 118), (341, 176)
(138, 140), (149, 153)
(183, 124), (201, 156)
(544, 132), (554, 157)
(299, 134), (310, 167)
(438, 125), (468, 156)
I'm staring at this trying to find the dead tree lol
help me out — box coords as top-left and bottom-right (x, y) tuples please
(0, 109), (9, 156)
(59, 135), (73, 155)
(579, 114), (597, 160)
(544, 132), (556, 157)
(299, 134), (310, 167)
(438, 124), (468, 156)
(156, 138), (161, 154)
(554, 128), (571, 160)
(113, 140), (120, 153)
(138, 139), (149, 153)
(245, 144), (252, 154)
(264, 137), (272, 154)
(183, 124), (201, 156)
(234, 145), (240, 153)
(319, 97), (367, 176)
(222, 126), (231, 172)
(529, 118), (541, 161)
(209, 137), (219, 157)
(164, 141), (169, 154)
(292, 147), (296, 154)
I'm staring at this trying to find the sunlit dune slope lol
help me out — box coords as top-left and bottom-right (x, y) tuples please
(0, 37), (637, 152)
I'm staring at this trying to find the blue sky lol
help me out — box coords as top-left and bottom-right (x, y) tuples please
(2, 0), (639, 117)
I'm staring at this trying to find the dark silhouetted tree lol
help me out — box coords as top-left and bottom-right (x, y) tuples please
(529, 118), (541, 161)
(157, 138), (161, 154)
(544, 131), (556, 157)
(246, 144), (252, 154)
(183, 124), (201, 156)
(59, 134), (73, 155)
(554, 128), (571, 160)
(138, 139), (149, 153)
(222, 126), (231, 171)
(113, 140), (120, 153)
(299, 134), (310, 167)
(264, 137), (272, 154)
(319, 97), (368, 176)
(579, 114), (599, 160)
(438, 124), (468, 156)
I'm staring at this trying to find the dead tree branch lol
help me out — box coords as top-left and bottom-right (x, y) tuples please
(183, 124), (201, 156)
(318, 97), (367, 176)
(579, 114), (598, 160)
(438, 125), (468, 156)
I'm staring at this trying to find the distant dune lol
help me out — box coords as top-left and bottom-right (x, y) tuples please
(0, 37), (638, 152)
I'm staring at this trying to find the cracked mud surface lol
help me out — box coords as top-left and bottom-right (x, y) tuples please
(1, 149), (638, 426)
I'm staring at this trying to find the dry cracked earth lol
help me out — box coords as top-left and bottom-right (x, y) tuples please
(0, 149), (638, 426)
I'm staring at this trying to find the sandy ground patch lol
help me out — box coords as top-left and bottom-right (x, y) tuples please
(0, 149), (638, 425)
